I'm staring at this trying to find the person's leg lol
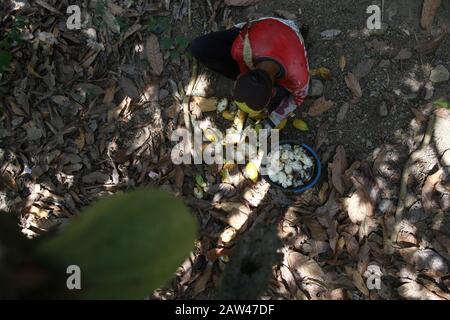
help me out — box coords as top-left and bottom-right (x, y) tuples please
(299, 23), (309, 42)
(190, 28), (241, 79)
(294, 22), (310, 50)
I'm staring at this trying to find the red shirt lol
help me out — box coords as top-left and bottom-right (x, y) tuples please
(231, 18), (310, 107)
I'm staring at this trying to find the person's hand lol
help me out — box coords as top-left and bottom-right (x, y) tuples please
(268, 95), (297, 127)
(260, 118), (276, 130)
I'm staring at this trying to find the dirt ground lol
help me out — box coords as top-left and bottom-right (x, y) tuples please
(1, 0), (449, 300)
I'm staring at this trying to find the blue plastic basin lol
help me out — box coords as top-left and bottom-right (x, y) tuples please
(261, 140), (322, 193)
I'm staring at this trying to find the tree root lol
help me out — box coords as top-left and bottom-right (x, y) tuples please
(395, 114), (435, 221)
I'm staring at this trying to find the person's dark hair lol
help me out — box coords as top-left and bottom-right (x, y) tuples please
(233, 69), (273, 111)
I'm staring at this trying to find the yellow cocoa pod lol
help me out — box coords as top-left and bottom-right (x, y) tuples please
(276, 118), (288, 130)
(222, 110), (236, 121)
(244, 162), (259, 183)
(292, 119), (309, 131)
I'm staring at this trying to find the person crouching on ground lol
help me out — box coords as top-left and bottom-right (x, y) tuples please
(189, 17), (310, 128)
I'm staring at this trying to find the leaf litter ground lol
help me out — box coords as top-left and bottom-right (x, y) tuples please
(0, 0), (450, 300)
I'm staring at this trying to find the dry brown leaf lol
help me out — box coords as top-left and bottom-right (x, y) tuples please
(103, 9), (121, 34)
(227, 208), (249, 230)
(419, 277), (450, 300)
(140, 81), (159, 103)
(398, 281), (444, 300)
(415, 28), (449, 54)
(108, 96), (132, 121)
(193, 262), (214, 295)
(215, 202), (252, 230)
(356, 163), (380, 205)
(81, 51), (100, 69)
(411, 108), (427, 123)
(308, 97), (335, 117)
(305, 218), (328, 241)
(315, 189), (340, 218)
(344, 235), (360, 259)
(420, 0), (442, 30)
(165, 103), (179, 119)
(107, 2), (126, 15)
(29, 205), (49, 219)
(288, 252), (325, 280)
(279, 265), (298, 296)
(75, 129), (85, 151)
(220, 227), (237, 244)
(435, 231), (450, 255)
(214, 202), (250, 214)
(345, 72), (362, 99)
(51, 95), (71, 107)
(275, 10), (297, 21)
(224, 0), (260, 6)
(10, 101), (26, 116)
(206, 248), (231, 262)
(329, 145), (348, 195)
(357, 241), (370, 273)
(343, 186), (373, 224)
(315, 122), (329, 150)
(118, 77), (139, 100)
(0, 171), (17, 191)
(394, 48), (413, 60)
(325, 288), (348, 300)
(318, 182), (329, 204)
(301, 240), (330, 258)
(146, 34), (164, 76)
(422, 169), (443, 214)
(328, 219), (338, 253)
(353, 59), (376, 79)
(343, 163), (379, 224)
(358, 216), (379, 240)
(339, 55), (347, 72)
(396, 231), (418, 247)
(119, 24), (142, 45)
(191, 96), (218, 113)
(35, 0), (63, 15)
(399, 247), (448, 277)
(243, 181), (270, 207)
(126, 128), (151, 155)
(81, 172), (110, 184)
(103, 85), (116, 104)
(352, 270), (369, 296)
(174, 166), (185, 192)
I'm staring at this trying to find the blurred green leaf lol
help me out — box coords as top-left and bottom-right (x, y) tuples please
(95, 0), (106, 16)
(195, 174), (207, 189)
(116, 17), (130, 33)
(0, 50), (12, 72)
(146, 16), (170, 35)
(8, 29), (22, 43)
(93, 0), (106, 28)
(174, 35), (189, 51)
(160, 37), (173, 50)
(103, 10), (121, 34)
(434, 98), (450, 110)
(170, 50), (180, 61)
(8, 16), (26, 43)
(0, 39), (9, 50)
(37, 188), (197, 299)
